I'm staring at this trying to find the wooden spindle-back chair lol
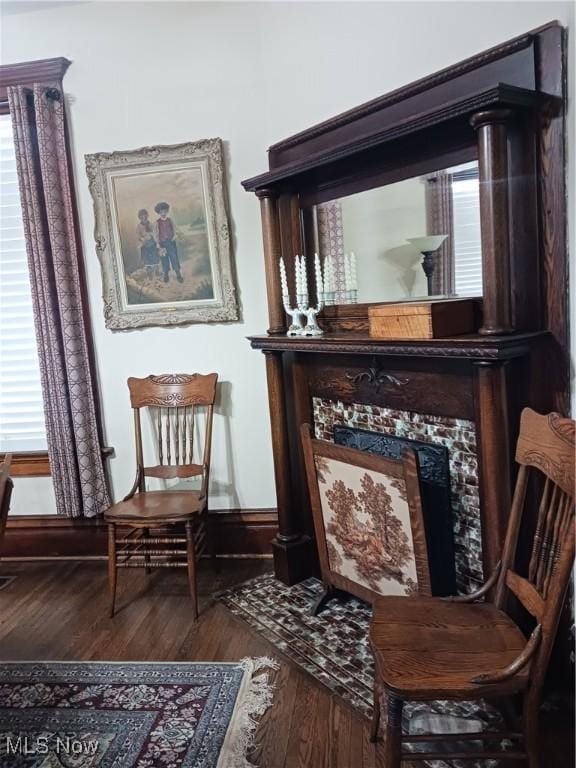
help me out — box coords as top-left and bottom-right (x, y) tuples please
(369, 408), (575, 767)
(0, 454), (14, 553)
(105, 373), (218, 618)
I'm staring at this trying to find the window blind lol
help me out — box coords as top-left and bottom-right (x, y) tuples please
(452, 174), (483, 297)
(0, 113), (48, 452)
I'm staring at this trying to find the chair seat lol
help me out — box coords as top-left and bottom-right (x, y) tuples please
(104, 490), (206, 523)
(370, 596), (530, 700)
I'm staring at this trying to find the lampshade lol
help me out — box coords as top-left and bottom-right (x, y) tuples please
(406, 235), (448, 253)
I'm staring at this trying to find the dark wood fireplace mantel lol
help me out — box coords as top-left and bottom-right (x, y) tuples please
(242, 23), (568, 588)
(249, 331), (549, 361)
(249, 330), (553, 586)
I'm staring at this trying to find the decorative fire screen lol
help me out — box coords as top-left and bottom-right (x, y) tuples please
(334, 425), (456, 596)
(313, 397), (483, 594)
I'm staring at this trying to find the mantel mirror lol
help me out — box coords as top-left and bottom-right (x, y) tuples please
(303, 161), (481, 307)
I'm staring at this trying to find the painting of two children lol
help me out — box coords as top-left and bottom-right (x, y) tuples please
(136, 203), (183, 284)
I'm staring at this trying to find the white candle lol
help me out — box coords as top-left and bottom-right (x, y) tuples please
(324, 254), (333, 293)
(350, 251), (357, 291)
(314, 252), (324, 298)
(300, 255), (309, 303)
(344, 253), (351, 292)
(294, 254), (301, 295)
(279, 258), (289, 299)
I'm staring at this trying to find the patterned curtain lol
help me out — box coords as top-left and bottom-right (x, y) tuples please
(316, 201), (348, 303)
(8, 85), (110, 518)
(424, 171), (455, 295)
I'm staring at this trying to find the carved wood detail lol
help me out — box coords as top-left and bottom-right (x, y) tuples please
(346, 368), (408, 391)
(127, 373), (217, 408)
(249, 333), (539, 360)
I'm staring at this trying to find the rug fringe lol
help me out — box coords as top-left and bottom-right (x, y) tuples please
(217, 656), (279, 768)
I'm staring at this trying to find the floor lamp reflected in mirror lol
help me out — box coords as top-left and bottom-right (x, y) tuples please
(406, 236), (448, 296)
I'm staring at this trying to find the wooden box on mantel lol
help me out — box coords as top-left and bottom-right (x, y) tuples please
(368, 298), (477, 339)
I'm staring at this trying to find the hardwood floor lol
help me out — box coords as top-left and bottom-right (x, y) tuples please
(0, 560), (573, 767)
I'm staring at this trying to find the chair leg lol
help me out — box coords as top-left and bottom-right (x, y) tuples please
(522, 695), (540, 768)
(185, 520), (198, 620)
(209, 511), (219, 571)
(143, 527), (151, 574)
(107, 523), (117, 618)
(383, 693), (403, 768)
(370, 676), (382, 743)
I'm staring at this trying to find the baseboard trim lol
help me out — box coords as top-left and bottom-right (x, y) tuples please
(3, 509), (278, 559)
(0, 554), (274, 563)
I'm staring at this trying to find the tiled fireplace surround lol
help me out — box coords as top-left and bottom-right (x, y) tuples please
(313, 397), (484, 594)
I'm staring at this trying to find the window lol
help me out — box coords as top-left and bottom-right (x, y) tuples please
(452, 167), (483, 297)
(0, 113), (48, 454)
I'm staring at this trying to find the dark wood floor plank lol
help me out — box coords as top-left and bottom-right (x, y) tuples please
(250, 660), (299, 768)
(283, 672), (330, 768)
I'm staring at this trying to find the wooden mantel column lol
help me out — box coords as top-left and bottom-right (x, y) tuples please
(255, 189), (286, 336)
(473, 360), (512, 583)
(264, 350), (313, 584)
(471, 109), (515, 336)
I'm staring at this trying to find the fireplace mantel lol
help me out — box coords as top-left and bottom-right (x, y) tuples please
(242, 24), (568, 589)
(250, 333), (552, 586)
(249, 332), (549, 361)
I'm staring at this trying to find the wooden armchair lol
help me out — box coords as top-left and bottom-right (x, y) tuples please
(0, 454), (14, 552)
(105, 373), (217, 618)
(369, 408), (575, 767)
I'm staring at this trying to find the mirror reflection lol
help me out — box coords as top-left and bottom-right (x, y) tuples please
(309, 162), (482, 305)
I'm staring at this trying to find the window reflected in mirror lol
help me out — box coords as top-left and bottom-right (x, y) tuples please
(308, 162), (482, 306)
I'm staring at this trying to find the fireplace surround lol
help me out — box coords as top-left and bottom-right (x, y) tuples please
(243, 24), (568, 592)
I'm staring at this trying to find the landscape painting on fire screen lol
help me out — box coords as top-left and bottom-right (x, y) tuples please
(302, 428), (432, 606)
(86, 140), (238, 329)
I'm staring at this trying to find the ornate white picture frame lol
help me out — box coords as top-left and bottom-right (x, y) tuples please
(85, 139), (239, 330)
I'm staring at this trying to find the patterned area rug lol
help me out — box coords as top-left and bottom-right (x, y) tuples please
(0, 659), (277, 767)
(220, 575), (508, 767)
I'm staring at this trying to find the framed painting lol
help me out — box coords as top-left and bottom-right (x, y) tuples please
(85, 139), (239, 330)
(301, 424), (432, 614)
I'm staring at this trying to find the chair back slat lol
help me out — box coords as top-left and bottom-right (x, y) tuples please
(531, 487), (572, 597)
(529, 477), (552, 585)
(127, 374), (217, 490)
(157, 408), (164, 465)
(182, 407), (188, 465)
(166, 408), (172, 465)
(496, 408), (575, 697)
(189, 407), (195, 465)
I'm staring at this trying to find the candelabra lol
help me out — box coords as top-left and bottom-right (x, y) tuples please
(279, 255), (325, 337)
(283, 301), (305, 336)
(301, 293), (324, 336)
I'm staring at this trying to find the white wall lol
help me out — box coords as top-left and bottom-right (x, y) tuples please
(1, 1), (573, 516)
